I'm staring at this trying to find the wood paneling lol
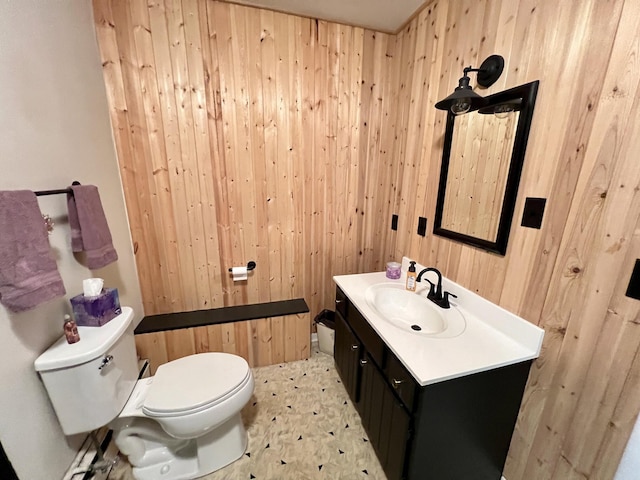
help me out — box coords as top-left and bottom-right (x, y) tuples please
(101, 0), (386, 313)
(392, 1), (640, 479)
(94, 0), (640, 477)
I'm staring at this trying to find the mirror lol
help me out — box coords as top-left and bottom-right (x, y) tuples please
(433, 81), (539, 255)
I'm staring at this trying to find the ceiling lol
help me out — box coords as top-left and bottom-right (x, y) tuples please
(219, 0), (430, 33)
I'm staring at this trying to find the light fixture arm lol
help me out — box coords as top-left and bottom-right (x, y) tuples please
(463, 56), (504, 86)
(474, 55), (505, 88)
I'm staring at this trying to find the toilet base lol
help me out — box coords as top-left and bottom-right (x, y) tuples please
(126, 413), (248, 480)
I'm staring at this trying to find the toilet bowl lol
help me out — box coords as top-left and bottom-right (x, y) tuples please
(34, 307), (255, 480)
(112, 353), (255, 480)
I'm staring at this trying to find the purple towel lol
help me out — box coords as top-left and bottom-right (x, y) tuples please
(0, 191), (66, 312)
(67, 185), (118, 269)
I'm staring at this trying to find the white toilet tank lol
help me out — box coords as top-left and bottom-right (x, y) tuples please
(35, 307), (139, 436)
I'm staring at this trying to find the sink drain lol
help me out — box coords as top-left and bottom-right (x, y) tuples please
(411, 324), (422, 331)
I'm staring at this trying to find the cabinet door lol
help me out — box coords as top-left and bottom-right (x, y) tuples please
(360, 353), (411, 480)
(385, 398), (411, 480)
(334, 311), (361, 404)
(359, 353), (385, 437)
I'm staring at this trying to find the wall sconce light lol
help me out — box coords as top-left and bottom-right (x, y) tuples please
(435, 55), (505, 115)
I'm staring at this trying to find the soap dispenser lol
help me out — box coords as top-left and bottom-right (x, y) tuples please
(406, 261), (417, 292)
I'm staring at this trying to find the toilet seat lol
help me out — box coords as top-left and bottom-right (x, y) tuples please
(143, 353), (251, 418)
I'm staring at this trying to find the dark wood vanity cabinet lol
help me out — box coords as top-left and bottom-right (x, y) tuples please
(334, 286), (533, 480)
(335, 307), (411, 480)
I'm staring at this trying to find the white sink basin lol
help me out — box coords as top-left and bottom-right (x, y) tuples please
(365, 283), (466, 338)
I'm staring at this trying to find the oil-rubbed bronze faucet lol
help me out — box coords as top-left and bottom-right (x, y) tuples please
(416, 267), (457, 309)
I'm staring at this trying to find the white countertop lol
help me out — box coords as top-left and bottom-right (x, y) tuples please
(333, 258), (544, 386)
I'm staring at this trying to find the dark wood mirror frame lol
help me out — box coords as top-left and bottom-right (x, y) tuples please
(433, 80), (539, 255)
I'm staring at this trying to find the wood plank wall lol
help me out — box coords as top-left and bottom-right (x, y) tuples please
(393, 1), (640, 479)
(93, 0), (640, 477)
(92, 0), (397, 367)
(92, 0), (411, 314)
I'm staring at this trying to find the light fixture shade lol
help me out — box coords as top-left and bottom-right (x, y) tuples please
(434, 84), (487, 114)
(435, 54), (505, 115)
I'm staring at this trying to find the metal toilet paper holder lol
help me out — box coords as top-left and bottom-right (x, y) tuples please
(228, 261), (256, 273)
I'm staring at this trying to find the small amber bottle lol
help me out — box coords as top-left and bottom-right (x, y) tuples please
(406, 261), (417, 291)
(64, 314), (80, 344)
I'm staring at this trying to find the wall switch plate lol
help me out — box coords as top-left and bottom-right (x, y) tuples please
(417, 217), (427, 236)
(521, 197), (547, 229)
(626, 259), (640, 300)
(391, 214), (398, 231)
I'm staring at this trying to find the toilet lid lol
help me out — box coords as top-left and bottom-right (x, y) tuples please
(143, 353), (250, 416)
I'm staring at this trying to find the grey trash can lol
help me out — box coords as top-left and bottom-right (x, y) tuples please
(314, 310), (336, 355)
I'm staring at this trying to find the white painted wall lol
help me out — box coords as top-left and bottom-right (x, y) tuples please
(615, 414), (640, 480)
(0, 1), (143, 479)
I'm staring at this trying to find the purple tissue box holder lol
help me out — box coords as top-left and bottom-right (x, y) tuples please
(70, 288), (121, 327)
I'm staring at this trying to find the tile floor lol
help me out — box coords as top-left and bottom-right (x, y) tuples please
(106, 347), (387, 480)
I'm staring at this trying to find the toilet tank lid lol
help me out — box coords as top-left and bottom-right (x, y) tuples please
(34, 307), (134, 372)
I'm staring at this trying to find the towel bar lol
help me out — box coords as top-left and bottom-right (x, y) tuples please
(35, 181), (81, 197)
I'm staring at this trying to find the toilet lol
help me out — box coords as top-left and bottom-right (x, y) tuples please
(34, 307), (254, 480)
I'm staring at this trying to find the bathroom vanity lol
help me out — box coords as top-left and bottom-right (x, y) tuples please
(333, 260), (544, 480)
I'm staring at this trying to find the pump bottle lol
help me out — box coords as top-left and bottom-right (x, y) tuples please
(406, 261), (417, 291)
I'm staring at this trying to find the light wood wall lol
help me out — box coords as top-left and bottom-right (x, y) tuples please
(392, 1), (640, 479)
(94, 0), (640, 477)
(92, 0), (398, 366)
(92, 0), (412, 315)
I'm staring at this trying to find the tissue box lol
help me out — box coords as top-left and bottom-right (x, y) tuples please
(70, 288), (121, 327)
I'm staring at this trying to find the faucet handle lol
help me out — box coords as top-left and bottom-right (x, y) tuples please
(422, 279), (437, 298)
(442, 291), (457, 309)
